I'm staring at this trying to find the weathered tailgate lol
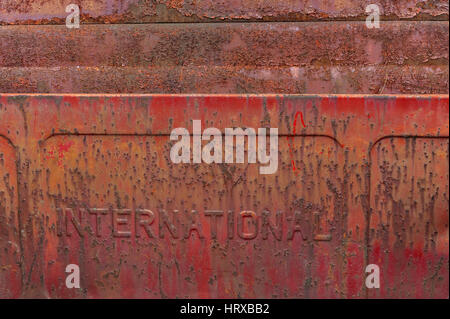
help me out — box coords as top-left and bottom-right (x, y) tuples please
(0, 94), (448, 298)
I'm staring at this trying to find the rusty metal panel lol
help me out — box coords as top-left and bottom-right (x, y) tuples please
(2, 23), (446, 68)
(0, 94), (448, 298)
(0, 0), (448, 24)
(0, 136), (20, 298)
(370, 137), (449, 298)
(0, 65), (448, 95)
(0, 22), (448, 94)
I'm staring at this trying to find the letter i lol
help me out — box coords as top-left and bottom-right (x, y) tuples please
(227, 210), (234, 239)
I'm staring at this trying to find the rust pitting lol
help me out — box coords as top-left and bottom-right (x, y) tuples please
(1, 1), (449, 24)
(0, 95), (447, 298)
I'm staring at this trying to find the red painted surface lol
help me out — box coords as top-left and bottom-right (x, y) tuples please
(0, 94), (448, 298)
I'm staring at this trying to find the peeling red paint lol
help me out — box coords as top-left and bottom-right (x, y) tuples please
(0, 94), (447, 299)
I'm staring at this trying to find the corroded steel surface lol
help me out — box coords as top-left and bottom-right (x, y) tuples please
(0, 22), (448, 94)
(0, 65), (448, 94)
(0, 94), (448, 298)
(0, 0), (448, 24)
(2, 23), (446, 67)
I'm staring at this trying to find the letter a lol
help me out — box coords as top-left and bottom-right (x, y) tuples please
(170, 128), (191, 163)
(365, 4), (380, 29)
(66, 4), (80, 29)
(202, 127), (222, 164)
(65, 264), (80, 289)
(365, 264), (380, 288)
